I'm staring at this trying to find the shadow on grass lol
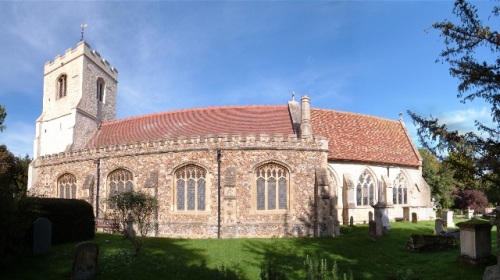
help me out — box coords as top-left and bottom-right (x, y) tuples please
(4, 233), (241, 280)
(241, 221), (491, 280)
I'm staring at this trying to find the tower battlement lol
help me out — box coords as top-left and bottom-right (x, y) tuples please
(44, 41), (118, 80)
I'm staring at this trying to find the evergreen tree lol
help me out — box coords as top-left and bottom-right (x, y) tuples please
(409, 0), (500, 203)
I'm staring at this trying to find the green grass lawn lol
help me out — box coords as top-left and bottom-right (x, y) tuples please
(3, 220), (496, 279)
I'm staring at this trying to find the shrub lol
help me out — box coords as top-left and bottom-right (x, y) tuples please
(28, 197), (95, 245)
(107, 190), (158, 256)
(453, 188), (489, 213)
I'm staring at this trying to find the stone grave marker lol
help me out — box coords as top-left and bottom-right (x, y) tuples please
(32, 217), (51, 256)
(442, 210), (455, 228)
(465, 208), (474, 219)
(349, 216), (353, 226)
(456, 219), (494, 265)
(434, 218), (444, 234)
(368, 211), (373, 222)
(411, 212), (418, 223)
(72, 242), (100, 280)
(368, 220), (376, 241)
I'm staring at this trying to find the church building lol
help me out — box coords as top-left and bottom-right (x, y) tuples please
(28, 41), (434, 238)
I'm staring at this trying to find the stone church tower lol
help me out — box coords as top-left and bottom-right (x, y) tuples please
(32, 41), (118, 159)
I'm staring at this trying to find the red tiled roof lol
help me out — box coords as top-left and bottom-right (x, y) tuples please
(86, 105), (294, 148)
(311, 108), (420, 167)
(86, 105), (421, 167)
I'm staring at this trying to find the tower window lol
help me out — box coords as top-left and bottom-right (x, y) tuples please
(57, 74), (67, 99)
(97, 78), (105, 102)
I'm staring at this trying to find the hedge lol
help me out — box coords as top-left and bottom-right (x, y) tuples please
(28, 197), (95, 245)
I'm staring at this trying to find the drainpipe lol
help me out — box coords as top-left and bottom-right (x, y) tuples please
(95, 159), (101, 219)
(217, 149), (222, 239)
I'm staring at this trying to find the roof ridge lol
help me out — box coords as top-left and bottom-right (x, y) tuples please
(311, 107), (400, 123)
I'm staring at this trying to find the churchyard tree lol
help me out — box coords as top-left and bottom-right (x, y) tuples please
(107, 190), (158, 256)
(0, 105), (6, 132)
(409, 0), (500, 204)
(420, 148), (456, 209)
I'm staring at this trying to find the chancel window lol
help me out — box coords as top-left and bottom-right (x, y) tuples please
(356, 170), (376, 206)
(58, 173), (77, 199)
(57, 74), (67, 99)
(255, 163), (288, 211)
(97, 78), (105, 102)
(108, 169), (134, 208)
(175, 165), (206, 211)
(392, 172), (408, 205)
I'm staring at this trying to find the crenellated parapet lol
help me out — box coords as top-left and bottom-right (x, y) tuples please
(33, 134), (328, 167)
(44, 41), (118, 81)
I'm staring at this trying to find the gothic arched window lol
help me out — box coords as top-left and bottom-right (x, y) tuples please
(58, 173), (77, 199)
(255, 163), (289, 211)
(392, 172), (408, 205)
(175, 165), (206, 211)
(108, 168), (134, 208)
(356, 170), (376, 206)
(96, 77), (105, 102)
(57, 74), (67, 99)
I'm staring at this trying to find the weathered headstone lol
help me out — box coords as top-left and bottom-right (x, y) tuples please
(443, 210), (455, 228)
(465, 208), (474, 219)
(368, 211), (373, 222)
(411, 212), (418, 223)
(72, 242), (100, 280)
(483, 207), (500, 280)
(32, 217), (51, 256)
(349, 216), (353, 226)
(368, 220), (376, 241)
(457, 219), (495, 265)
(434, 218), (444, 234)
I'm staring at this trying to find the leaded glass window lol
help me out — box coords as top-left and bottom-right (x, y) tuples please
(57, 74), (67, 99)
(108, 168), (134, 209)
(392, 172), (408, 205)
(255, 163), (289, 211)
(356, 170), (376, 206)
(175, 165), (206, 211)
(58, 173), (77, 199)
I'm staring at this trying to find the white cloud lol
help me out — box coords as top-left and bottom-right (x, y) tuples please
(439, 107), (494, 134)
(0, 121), (34, 157)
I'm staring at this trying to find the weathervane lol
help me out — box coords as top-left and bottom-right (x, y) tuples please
(292, 91), (295, 101)
(80, 24), (88, 42)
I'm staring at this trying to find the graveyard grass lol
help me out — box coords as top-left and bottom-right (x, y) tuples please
(4, 220), (495, 279)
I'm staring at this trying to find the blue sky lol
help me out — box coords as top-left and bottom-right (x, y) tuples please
(0, 1), (496, 157)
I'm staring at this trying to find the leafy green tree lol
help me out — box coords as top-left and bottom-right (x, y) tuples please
(408, 0), (500, 202)
(0, 146), (34, 262)
(0, 105), (6, 132)
(420, 148), (456, 209)
(107, 190), (158, 256)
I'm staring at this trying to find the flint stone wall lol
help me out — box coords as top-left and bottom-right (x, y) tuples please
(30, 134), (328, 238)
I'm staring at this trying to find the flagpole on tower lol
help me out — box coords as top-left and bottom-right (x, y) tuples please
(80, 24), (88, 42)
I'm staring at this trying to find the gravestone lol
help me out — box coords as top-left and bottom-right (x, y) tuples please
(349, 216), (353, 226)
(483, 206), (500, 280)
(368, 211), (373, 222)
(442, 210), (455, 228)
(465, 208), (474, 219)
(72, 242), (100, 280)
(457, 219), (495, 265)
(411, 212), (418, 223)
(368, 220), (376, 241)
(32, 217), (51, 256)
(434, 218), (444, 234)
